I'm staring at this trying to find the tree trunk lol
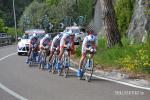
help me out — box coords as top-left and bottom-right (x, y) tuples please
(100, 0), (122, 48)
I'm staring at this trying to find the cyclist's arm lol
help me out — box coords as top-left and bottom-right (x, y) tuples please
(84, 43), (91, 51)
(92, 43), (96, 49)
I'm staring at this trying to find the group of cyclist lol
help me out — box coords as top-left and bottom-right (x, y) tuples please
(27, 28), (97, 77)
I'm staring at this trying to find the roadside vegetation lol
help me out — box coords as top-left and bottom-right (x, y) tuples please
(75, 35), (150, 75)
(115, 0), (135, 35)
(76, 0), (150, 76)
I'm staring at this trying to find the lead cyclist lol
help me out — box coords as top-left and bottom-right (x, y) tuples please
(77, 32), (96, 77)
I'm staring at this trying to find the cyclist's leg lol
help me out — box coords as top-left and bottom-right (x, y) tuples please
(57, 46), (64, 69)
(79, 53), (86, 69)
(26, 47), (32, 63)
(49, 51), (54, 62)
(58, 46), (64, 62)
(28, 47), (32, 58)
(77, 52), (86, 77)
(39, 48), (44, 63)
(90, 53), (94, 59)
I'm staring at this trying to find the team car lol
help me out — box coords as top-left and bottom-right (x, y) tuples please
(17, 29), (46, 55)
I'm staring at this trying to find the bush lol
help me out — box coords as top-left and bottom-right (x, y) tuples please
(118, 48), (150, 74)
(93, 36), (150, 74)
(115, 0), (135, 35)
(0, 18), (4, 32)
(78, 0), (93, 24)
(75, 46), (81, 57)
(6, 27), (22, 37)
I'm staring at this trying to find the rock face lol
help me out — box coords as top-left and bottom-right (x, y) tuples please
(127, 0), (150, 43)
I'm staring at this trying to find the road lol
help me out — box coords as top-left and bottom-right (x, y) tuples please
(0, 45), (149, 100)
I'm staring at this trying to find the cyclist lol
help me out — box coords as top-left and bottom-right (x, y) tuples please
(57, 30), (75, 69)
(27, 33), (40, 62)
(48, 32), (63, 66)
(77, 32), (96, 77)
(39, 34), (51, 53)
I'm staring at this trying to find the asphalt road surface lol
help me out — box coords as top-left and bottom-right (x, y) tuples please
(0, 45), (149, 100)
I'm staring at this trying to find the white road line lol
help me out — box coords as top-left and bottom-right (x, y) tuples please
(0, 83), (28, 100)
(0, 52), (17, 61)
(69, 67), (150, 91)
(0, 52), (28, 100)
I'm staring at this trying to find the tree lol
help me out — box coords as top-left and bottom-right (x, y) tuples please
(19, 1), (47, 30)
(0, 0), (33, 27)
(115, 0), (135, 35)
(46, 0), (61, 6)
(100, 0), (122, 48)
(0, 18), (4, 32)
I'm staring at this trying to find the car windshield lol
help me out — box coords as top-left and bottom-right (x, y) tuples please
(37, 34), (45, 39)
(22, 34), (32, 39)
(21, 33), (45, 40)
(64, 29), (80, 33)
(72, 29), (80, 33)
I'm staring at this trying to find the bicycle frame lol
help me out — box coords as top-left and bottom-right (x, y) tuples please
(81, 53), (94, 82)
(58, 48), (70, 77)
(50, 49), (59, 73)
(28, 49), (39, 67)
(39, 46), (50, 69)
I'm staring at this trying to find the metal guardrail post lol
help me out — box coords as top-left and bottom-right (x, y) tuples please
(0, 37), (12, 47)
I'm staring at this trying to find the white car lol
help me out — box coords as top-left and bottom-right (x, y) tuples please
(17, 29), (45, 55)
(64, 26), (85, 45)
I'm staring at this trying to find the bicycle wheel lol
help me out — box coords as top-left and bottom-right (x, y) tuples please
(40, 54), (44, 70)
(64, 61), (69, 78)
(51, 56), (57, 74)
(63, 51), (70, 78)
(84, 59), (94, 82)
(51, 64), (55, 73)
(57, 61), (63, 76)
(29, 52), (33, 67)
(29, 60), (32, 67)
(41, 52), (47, 70)
(58, 67), (63, 76)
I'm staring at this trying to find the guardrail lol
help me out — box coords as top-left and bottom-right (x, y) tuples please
(0, 37), (12, 46)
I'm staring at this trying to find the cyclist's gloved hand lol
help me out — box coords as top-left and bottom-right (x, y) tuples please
(56, 47), (59, 51)
(90, 49), (94, 52)
(88, 47), (92, 51)
(45, 46), (49, 49)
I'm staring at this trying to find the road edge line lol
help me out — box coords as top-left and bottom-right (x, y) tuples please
(0, 52), (17, 61)
(0, 52), (28, 100)
(69, 67), (150, 91)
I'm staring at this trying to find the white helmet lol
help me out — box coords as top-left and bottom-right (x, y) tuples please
(88, 35), (95, 42)
(45, 34), (51, 38)
(32, 33), (37, 37)
(68, 30), (74, 36)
